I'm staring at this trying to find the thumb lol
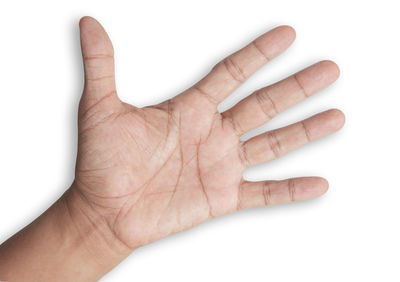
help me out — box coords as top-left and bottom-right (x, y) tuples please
(79, 16), (118, 111)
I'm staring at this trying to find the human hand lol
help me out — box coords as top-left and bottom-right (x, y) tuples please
(74, 17), (344, 251)
(0, 16), (344, 281)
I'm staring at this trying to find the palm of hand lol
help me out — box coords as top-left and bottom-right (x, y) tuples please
(74, 17), (344, 249)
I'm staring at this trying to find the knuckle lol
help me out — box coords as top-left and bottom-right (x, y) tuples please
(293, 74), (308, 98)
(288, 179), (296, 202)
(300, 121), (312, 142)
(255, 88), (279, 119)
(238, 141), (250, 167)
(262, 182), (272, 205)
(266, 131), (283, 159)
(222, 57), (246, 83)
(250, 41), (271, 62)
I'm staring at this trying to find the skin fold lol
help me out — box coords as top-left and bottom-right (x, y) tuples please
(0, 17), (345, 281)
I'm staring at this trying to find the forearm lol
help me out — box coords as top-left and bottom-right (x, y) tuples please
(0, 184), (131, 281)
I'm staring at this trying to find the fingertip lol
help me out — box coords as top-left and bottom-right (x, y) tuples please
(312, 60), (340, 84)
(280, 25), (297, 40)
(292, 177), (329, 201)
(79, 16), (97, 30)
(320, 60), (340, 79)
(273, 25), (297, 45)
(305, 109), (345, 139)
(295, 60), (340, 95)
(327, 108), (346, 131)
(313, 177), (329, 195)
(79, 16), (114, 58)
(254, 25), (297, 59)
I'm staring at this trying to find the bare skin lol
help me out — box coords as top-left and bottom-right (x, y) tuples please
(0, 17), (344, 281)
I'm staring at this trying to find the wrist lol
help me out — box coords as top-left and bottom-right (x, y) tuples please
(61, 183), (132, 276)
(0, 184), (131, 281)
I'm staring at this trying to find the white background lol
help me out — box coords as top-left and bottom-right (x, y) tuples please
(0, 1), (399, 281)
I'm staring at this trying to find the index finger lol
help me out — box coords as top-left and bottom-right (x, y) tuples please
(192, 26), (296, 104)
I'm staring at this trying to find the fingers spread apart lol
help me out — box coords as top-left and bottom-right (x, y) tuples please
(191, 26), (296, 104)
(223, 60), (340, 135)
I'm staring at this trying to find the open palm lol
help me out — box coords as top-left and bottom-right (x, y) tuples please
(74, 17), (344, 249)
